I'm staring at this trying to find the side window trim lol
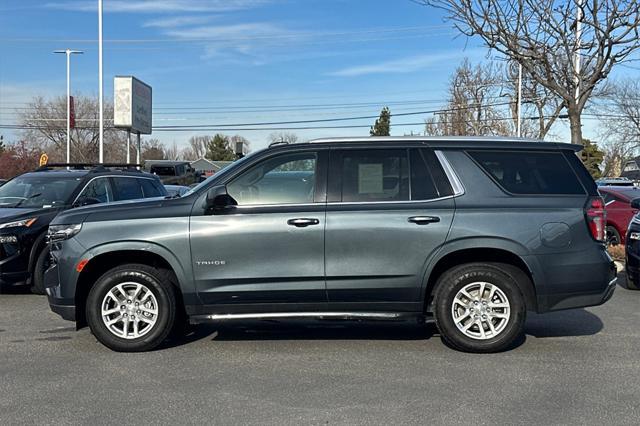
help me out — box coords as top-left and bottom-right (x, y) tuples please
(434, 150), (465, 197)
(73, 176), (114, 205)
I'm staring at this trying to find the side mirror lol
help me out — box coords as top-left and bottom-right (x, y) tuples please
(205, 186), (237, 213)
(631, 198), (640, 209)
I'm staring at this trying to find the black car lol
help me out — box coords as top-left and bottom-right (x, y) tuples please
(0, 163), (167, 294)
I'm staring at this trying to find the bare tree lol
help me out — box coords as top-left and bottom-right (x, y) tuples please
(18, 95), (129, 162)
(268, 131), (299, 144)
(182, 136), (209, 160)
(425, 59), (511, 136)
(141, 139), (167, 161)
(598, 79), (640, 175)
(416, 0), (640, 145)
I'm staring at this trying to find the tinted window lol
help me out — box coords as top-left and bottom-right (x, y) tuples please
(151, 166), (177, 176)
(468, 151), (585, 195)
(112, 177), (144, 201)
(139, 179), (163, 197)
(78, 178), (112, 204)
(228, 153), (317, 205)
(340, 150), (409, 202)
(410, 149), (438, 200)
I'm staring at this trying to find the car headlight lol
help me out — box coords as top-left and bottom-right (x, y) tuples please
(0, 218), (37, 229)
(47, 224), (82, 242)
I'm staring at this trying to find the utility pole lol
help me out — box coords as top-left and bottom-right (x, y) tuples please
(575, 0), (583, 103)
(98, 0), (104, 163)
(54, 49), (83, 166)
(517, 63), (522, 137)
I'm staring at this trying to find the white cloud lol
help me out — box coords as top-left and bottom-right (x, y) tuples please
(45, 0), (269, 13)
(143, 15), (218, 29)
(330, 52), (481, 77)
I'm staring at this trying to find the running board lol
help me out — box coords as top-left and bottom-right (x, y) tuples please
(190, 311), (431, 324)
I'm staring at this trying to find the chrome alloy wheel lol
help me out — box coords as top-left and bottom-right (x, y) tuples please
(451, 282), (511, 340)
(101, 282), (159, 339)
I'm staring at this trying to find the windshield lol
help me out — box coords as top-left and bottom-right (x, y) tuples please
(183, 151), (259, 196)
(0, 174), (81, 208)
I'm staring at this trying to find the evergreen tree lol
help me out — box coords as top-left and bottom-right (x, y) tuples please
(205, 134), (237, 161)
(580, 138), (604, 179)
(370, 107), (391, 136)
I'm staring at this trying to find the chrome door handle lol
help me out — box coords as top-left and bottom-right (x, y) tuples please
(408, 216), (440, 225)
(287, 218), (320, 227)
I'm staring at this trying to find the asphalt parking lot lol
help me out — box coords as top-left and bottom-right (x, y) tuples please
(1, 275), (639, 425)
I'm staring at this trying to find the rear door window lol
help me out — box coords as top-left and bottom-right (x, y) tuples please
(468, 150), (585, 195)
(112, 177), (144, 201)
(338, 149), (409, 202)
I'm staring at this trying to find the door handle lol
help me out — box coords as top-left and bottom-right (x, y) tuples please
(287, 218), (320, 227)
(408, 216), (440, 225)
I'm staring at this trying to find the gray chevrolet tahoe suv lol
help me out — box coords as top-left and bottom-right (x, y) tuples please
(44, 137), (617, 353)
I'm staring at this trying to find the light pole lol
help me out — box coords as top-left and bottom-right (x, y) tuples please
(54, 49), (83, 165)
(98, 0), (104, 163)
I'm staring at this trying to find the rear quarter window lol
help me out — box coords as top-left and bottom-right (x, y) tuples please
(468, 150), (585, 195)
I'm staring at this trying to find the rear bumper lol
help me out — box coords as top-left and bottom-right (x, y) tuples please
(532, 246), (617, 312)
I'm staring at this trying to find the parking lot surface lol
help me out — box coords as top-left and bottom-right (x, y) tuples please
(1, 276), (639, 425)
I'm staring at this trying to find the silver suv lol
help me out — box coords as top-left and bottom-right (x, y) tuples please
(44, 137), (616, 353)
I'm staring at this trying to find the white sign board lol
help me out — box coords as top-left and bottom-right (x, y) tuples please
(114, 76), (152, 134)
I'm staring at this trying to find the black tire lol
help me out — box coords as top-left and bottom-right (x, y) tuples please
(433, 262), (526, 353)
(606, 226), (621, 246)
(30, 246), (50, 295)
(86, 264), (176, 352)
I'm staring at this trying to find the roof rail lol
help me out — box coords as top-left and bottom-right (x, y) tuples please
(268, 141), (289, 148)
(35, 163), (142, 172)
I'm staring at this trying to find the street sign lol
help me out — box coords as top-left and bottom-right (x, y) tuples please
(39, 154), (49, 167)
(113, 76), (152, 134)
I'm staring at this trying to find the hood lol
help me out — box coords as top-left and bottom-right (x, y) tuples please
(51, 196), (193, 226)
(0, 207), (42, 222)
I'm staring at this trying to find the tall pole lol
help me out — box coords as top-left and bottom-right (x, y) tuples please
(126, 130), (131, 163)
(575, 0), (582, 103)
(517, 63), (522, 137)
(66, 51), (70, 164)
(136, 131), (141, 168)
(54, 49), (83, 166)
(98, 0), (104, 163)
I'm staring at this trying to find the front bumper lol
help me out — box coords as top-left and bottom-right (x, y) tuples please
(45, 262), (76, 321)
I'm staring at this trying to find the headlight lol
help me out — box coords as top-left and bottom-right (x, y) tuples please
(47, 224), (82, 242)
(0, 218), (37, 229)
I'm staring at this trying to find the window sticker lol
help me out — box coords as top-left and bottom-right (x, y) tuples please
(358, 163), (383, 193)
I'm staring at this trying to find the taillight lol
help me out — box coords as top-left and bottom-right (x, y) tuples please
(585, 196), (606, 242)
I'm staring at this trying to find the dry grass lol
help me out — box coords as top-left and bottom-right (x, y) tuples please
(607, 244), (625, 262)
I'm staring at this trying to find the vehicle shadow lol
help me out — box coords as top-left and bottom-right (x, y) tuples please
(162, 319), (437, 349)
(0, 285), (33, 295)
(525, 308), (603, 338)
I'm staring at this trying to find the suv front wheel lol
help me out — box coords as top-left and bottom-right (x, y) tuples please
(86, 264), (176, 352)
(433, 263), (526, 353)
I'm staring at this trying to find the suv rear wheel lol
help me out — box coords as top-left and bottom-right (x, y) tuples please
(86, 264), (176, 352)
(433, 263), (526, 353)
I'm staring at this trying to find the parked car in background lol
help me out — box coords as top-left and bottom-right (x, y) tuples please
(45, 137), (616, 353)
(0, 163), (167, 294)
(598, 186), (640, 245)
(596, 177), (635, 187)
(625, 197), (640, 290)
(164, 185), (190, 198)
(147, 160), (197, 186)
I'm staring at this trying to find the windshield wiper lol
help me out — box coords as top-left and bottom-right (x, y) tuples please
(13, 193), (42, 208)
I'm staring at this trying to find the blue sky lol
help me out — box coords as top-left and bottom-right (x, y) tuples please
(0, 0), (636, 151)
